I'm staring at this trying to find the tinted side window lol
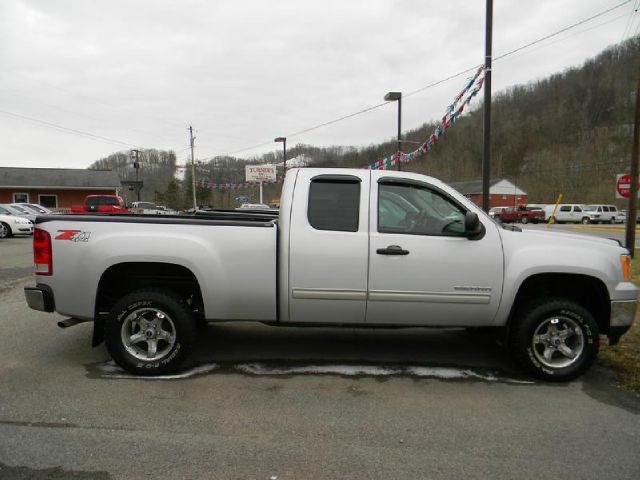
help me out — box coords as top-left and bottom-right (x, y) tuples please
(574, 206), (582, 212)
(308, 180), (360, 232)
(378, 183), (465, 236)
(560, 206), (571, 212)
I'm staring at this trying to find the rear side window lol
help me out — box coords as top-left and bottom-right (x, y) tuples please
(574, 206), (582, 212)
(86, 196), (119, 207)
(560, 206), (571, 212)
(308, 180), (360, 232)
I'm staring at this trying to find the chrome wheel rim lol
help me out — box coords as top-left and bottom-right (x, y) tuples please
(0, 224), (7, 238)
(121, 307), (177, 361)
(532, 316), (584, 369)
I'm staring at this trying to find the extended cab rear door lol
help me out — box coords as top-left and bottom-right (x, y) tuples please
(366, 172), (504, 326)
(286, 169), (370, 323)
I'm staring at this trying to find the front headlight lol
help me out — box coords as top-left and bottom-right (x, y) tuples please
(14, 218), (31, 225)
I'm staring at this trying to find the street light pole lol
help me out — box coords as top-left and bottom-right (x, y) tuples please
(482, 0), (493, 212)
(274, 137), (287, 174)
(189, 125), (197, 211)
(384, 92), (402, 171)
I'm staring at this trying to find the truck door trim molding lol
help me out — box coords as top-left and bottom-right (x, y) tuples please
(292, 288), (367, 301)
(368, 290), (491, 304)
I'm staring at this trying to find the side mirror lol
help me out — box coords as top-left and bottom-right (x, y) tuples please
(464, 212), (484, 239)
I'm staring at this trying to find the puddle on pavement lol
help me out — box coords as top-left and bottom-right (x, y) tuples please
(86, 360), (533, 384)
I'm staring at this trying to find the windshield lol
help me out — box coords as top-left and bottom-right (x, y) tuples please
(134, 202), (157, 209)
(0, 206), (13, 215)
(10, 204), (29, 214)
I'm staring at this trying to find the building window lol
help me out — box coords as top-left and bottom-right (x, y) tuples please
(13, 192), (29, 203)
(39, 194), (58, 208)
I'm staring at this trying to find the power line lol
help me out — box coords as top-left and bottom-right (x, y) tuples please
(214, 0), (633, 160)
(494, 0), (633, 62)
(0, 108), (140, 148)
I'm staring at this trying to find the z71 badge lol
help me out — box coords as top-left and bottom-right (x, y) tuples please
(55, 230), (91, 242)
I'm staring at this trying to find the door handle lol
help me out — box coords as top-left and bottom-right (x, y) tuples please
(376, 245), (409, 255)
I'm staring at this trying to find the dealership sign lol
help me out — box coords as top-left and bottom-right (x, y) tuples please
(616, 173), (640, 199)
(246, 165), (276, 183)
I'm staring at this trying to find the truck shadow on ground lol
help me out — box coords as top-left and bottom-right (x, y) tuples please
(192, 323), (513, 369)
(94, 323), (533, 383)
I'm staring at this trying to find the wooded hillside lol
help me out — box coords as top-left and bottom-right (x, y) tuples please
(90, 37), (640, 208)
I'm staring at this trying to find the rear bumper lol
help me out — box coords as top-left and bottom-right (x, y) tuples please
(24, 285), (55, 312)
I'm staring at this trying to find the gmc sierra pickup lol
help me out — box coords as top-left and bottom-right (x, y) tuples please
(24, 168), (638, 380)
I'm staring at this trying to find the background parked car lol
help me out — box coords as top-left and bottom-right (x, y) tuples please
(0, 204), (37, 222)
(488, 206), (510, 219)
(0, 213), (33, 238)
(493, 205), (545, 224)
(19, 203), (54, 215)
(585, 204), (618, 224)
(551, 204), (601, 224)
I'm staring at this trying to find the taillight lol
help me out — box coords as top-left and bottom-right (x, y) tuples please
(33, 228), (52, 275)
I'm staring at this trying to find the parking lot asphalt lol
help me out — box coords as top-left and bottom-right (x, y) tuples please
(1, 234), (639, 479)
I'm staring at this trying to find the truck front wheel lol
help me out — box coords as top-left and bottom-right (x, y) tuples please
(510, 298), (599, 381)
(105, 290), (197, 375)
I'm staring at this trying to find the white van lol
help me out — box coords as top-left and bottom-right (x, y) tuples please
(551, 204), (601, 224)
(585, 205), (618, 224)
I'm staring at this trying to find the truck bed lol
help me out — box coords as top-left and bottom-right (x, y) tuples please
(34, 213), (278, 322)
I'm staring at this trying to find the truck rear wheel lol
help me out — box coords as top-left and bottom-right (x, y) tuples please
(510, 298), (599, 381)
(105, 290), (197, 375)
(520, 216), (529, 224)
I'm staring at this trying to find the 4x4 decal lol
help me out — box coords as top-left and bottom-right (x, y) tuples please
(55, 230), (91, 242)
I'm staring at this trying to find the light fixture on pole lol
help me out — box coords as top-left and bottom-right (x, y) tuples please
(274, 137), (287, 174)
(384, 92), (402, 171)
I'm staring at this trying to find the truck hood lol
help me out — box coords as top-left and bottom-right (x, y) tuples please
(506, 226), (622, 249)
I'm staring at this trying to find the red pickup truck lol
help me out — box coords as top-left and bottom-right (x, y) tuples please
(70, 195), (128, 214)
(492, 206), (544, 224)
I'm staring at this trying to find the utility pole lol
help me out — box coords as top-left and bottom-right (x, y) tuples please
(482, 0), (493, 212)
(189, 125), (197, 211)
(130, 149), (142, 201)
(626, 78), (640, 256)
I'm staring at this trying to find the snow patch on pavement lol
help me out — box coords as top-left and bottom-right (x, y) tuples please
(94, 361), (532, 383)
(95, 361), (218, 379)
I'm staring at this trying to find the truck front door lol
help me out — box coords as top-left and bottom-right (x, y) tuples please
(366, 175), (503, 326)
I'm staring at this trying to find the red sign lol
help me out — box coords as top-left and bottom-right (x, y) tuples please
(616, 173), (637, 199)
(617, 174), (630, 198)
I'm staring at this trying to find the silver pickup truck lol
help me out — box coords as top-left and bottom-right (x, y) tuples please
(24, 168), (637, 380)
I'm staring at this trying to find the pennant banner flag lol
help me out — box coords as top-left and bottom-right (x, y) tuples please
(369, 65), (486, 170)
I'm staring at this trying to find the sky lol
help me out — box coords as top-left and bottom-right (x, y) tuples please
(0, 0), (638, 169)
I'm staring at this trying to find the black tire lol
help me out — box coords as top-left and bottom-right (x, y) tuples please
(521, 215), (529, 224)
(105, 290), (197, 375)
(581, 217), (590, 225)
(609, 218), (615, 224)
(509, 298), (599, 381)
(0, 222), (11, 239)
